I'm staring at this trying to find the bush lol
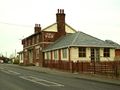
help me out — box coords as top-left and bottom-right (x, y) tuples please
(13, 59), (19, 64)
(19, 63), (35, 66)
(26, 63), (35, 66)
(19, 63), (24, 66)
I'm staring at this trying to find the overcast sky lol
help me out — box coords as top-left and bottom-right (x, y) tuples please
(0, 0), (120, 57)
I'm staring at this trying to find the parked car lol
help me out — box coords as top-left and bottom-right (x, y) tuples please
(0, 60), (4, 63)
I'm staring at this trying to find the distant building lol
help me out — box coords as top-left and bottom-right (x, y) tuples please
(18, 51), (23, 63)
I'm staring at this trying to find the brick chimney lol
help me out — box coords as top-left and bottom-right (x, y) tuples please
(56, 9), (66, 35)
(34, 24), (41, 33)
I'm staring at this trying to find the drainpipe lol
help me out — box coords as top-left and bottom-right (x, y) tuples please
(68, 47), (71, 62)
(68, 47), (73, 72)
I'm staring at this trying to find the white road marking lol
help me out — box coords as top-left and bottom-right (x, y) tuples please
(0, 67), (4, 70)
(19, 76), (64, 87)
(8, 70), (20, 75)
(1, 69), (20, 75)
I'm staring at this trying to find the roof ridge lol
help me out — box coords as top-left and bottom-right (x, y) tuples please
(70, 32), (80, 45)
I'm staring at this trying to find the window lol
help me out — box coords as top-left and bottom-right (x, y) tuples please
(27, 39), (29, 46)
(24, 39), (27, 47)
(28, 39), (31, 45)
(54, 50), (58, 60)
(79, 47), (86, 57)
(46, 52), (50, 60)
(34, 36), (36, 44)
(32, 37), (34, 45)
(24, 51), (27, 60)
(36, 49), (39, 59)
(36, 35), (39, 43)
(62, 49), (67, 58)
(104, 48), (110, 57)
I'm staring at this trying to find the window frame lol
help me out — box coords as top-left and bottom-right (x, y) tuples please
(46, 52), (50, 60)
(62, 48), (67, 58)
(78, 47), (86, 57)
(104, 48), (110, 57)
(54, 50), (58, 60)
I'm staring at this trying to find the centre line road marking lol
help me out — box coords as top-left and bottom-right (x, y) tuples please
(19, 76), (64, 87)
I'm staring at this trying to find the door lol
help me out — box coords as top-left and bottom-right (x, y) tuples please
(28, 50), (33, 63)
(91, 48), (100, 62)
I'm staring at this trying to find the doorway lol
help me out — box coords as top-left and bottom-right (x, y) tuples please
(91, 48), (100, 62)
(28, 50), (33, 63)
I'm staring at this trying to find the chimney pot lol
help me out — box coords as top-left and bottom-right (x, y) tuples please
(35, 24), (37, 27)
(58, 9), (59, 13)
(34, 23), (41, 33)
(56, 9), (66, 36)
(62, 9), (64, 13)
(60, 9), (62, 13)
(38, 24), (40, 27)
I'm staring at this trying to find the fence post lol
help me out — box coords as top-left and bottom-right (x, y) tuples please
(77, 61), (79, 72)
(114, 61), (119, 78)
(93, 61), (96, 74)
(69, 61), (74, 73)
(81, 62), (83, 73)
(105, 61), (107, 75)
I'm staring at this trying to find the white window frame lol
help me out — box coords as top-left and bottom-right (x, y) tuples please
(62, 48), (67, 58)
(54, 50), (58, 60)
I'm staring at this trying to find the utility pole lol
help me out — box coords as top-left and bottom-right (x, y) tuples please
(15, 49), (16, 58)
(6, 52), (7, 57)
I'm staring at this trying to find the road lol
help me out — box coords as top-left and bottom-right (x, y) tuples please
(0, 64), (120, 90)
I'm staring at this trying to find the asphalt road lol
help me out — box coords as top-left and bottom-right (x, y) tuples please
(0, 64), (120, 90)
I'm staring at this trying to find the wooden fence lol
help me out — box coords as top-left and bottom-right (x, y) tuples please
(43, 60), (120, 78)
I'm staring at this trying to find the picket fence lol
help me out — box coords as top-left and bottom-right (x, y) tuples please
(43, 60), (120, 78)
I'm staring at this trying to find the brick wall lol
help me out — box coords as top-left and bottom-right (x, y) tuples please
(22, 9), (67, 66)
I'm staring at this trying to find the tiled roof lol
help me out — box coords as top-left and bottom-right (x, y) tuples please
(105, 40), (120, 49)
(43, 31), (115, 52)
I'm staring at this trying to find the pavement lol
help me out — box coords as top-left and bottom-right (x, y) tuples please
(4, 64), (120, 86)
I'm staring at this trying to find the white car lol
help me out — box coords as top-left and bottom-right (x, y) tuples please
(0, 60), (4, 63)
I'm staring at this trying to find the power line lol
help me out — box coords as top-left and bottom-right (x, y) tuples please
(0, 21), (33, 28)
